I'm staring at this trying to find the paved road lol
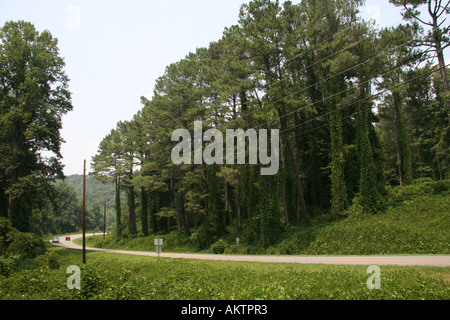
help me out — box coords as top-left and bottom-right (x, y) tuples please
(51, 234), (450, 267)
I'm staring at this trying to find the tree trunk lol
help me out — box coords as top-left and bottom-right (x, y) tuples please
(7, 193), (13, 223)
(235, 183), (242, 231)
(224, 174), (229, 212)
(141, 187), (148, 236)
(277, 109), (290, 225)
(151, 192), (158, 234)
(115, 174), (122, 237)
(7, 127), (19, 225)
(329, 111), (349, 215)
(128, 186), (137, 235)
(128, 160), (137, 235)
(167, 216), (171, 234)
(202, 165), (209, 226)
(170, 176), (182, 231)
(436, 42), (449, 94)
(183, 192), (191, 235)
(432, 11), (449, 94)
(393, 91), (412, 186)
(280, 180), (289, 226)
(285, 139), (308, 221)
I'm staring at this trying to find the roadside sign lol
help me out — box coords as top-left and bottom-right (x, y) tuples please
(154, 239), (163, 260)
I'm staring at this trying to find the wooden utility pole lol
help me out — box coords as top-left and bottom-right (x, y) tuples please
(103, 203), (106, 239)
(82, 160), (86, 264)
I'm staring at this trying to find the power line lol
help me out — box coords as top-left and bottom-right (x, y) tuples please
(54, 180), (83, 215)
(239, 36), (416, 126)
(250, 63), (446, 148)
(236, 2), (403, 121)
(289, 79), (445, 140)
(234, 35), (412, 125)
(253, 44), (433, 131)
(44, 180), (83, 234)
(279, 63), (448, 136)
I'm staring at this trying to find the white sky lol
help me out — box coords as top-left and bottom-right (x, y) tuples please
(0, 0), (447, 175)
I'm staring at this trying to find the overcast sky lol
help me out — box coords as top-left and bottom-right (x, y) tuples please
(0, 0), (444, 176)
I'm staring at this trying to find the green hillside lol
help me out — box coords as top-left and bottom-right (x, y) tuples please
(268, 180), (450, 256)
(64, 175), (116, 209)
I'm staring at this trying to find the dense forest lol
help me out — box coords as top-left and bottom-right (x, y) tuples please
(0, 0), (449, 247)
(90, 0), (449, 247)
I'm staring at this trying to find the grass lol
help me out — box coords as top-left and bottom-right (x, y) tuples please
(0, 244), (449, 300)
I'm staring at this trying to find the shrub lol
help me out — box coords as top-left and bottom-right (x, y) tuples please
(210, 239), (228, 254)
(0, 218), (14, 254)
(0, 256), (12, 277)
(192, 226), (216, 250)
(35, 251), (61, 270)
(428, 180), (449, 195)
(78, 264), (107, 299)
(0, 236), (4, 257)
(224, 244), (249, 255)
(6, 232), (46, 259)
(0, 218), (13, 238)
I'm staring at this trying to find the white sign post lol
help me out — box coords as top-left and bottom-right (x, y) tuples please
(154, 239), (163, 260)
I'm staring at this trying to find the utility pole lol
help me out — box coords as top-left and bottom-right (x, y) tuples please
(82, 160), (86, 264)
(103, 203), (106, 239)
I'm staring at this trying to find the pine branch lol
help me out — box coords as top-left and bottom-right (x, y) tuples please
(403, 4), (434, 27)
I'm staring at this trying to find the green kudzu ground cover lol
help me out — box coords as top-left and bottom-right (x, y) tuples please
(0, 247), (449, 300)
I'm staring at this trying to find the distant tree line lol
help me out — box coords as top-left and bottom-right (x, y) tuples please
(30, 178), (116, 235)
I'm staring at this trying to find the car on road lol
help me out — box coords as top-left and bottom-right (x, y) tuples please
(52, 237), (60, 243)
